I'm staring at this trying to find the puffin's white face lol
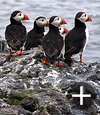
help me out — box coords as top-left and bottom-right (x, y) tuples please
(59, 27), (69, 35)
(77, 13), (92, 23)
(51, 17), (62, 27)
(51, 17), (67, 27)
(13, 12), (29, 21)
(13, 12), (24, 21)
(36, 18), (48, 27)
(59, 27), (64, 34)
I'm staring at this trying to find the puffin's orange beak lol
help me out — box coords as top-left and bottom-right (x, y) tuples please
(23, 14), (29, 20)
(86, 15), (92, 22)
(61, 19), (67, 24)
(45, 19), (49, 27)
(64, 27), (69, 33)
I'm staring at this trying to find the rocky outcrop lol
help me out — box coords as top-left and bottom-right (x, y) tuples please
(0, 47), (100, 115)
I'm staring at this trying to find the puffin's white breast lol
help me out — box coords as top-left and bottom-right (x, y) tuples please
(83, 27), (89, 52)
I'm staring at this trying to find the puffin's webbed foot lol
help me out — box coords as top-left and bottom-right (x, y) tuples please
(55, 61), (65, 67)
(80, 54), (86, 64)
(41, 57), (49, 65)
(16, 48), (25, 55)
(7, 47), (16, 56)
(56, 60), (65, 67)
(16, 50), (25, 55)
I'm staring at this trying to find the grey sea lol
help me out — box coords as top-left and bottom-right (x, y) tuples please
(0, 0), (100, 63)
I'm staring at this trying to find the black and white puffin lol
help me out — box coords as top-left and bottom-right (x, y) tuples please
(64, 12), (92, 65)
(5, 10), (29, 56)
(42, 16), (67, 66)
(24, 17), (48, 50)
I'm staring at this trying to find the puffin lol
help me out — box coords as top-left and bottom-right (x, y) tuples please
(64, 12), (92, 65)
(42, 16), (67, 66)
(5, 10), (29, 56)
(24, 17), (48, 50)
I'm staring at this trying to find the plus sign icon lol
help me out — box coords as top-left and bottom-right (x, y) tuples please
(72, 86), (91, 105)
(66, 82), (98, 108)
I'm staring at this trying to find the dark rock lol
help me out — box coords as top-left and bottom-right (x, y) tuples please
(72, 65), (88, 75)
(0, 38), (7, 52)
(46, 105), (61, 115)
(0, 46), (99, 115)
(32, 111), (40, 115)
(0, 106), (32, 115)
(21, 97), (39, 112)
(28, 67), (40, 78)
(87, 74), (100, 82)
(29, 88), (72, 115)
(0, 99), (10, 108)
(0, 88), (7, 98)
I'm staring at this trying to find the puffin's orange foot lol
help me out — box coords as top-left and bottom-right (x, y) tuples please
(41, 59), (49, 65)
(2, 53), (16, 56)
(79, 54), (86, 64)
(8, 53), (16, 56)
(16, 51), (25, 55)
(56, 62), (65, 67)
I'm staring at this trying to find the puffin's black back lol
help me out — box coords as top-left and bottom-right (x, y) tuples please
(25, 22), (44, 50)
(5, 25), (26, 50)
(5, 11), (27, 50)
(24, 17), (45, 50)
(42, 24), (64, 61)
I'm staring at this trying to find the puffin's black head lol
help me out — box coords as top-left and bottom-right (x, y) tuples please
(75, 12), (92, 23)
(34, 16), (48, 27)
(49, 16), (67, 27)
(10, 10), (29, 23)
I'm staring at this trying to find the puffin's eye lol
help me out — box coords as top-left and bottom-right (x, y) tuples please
(57, 17), (59, 20)
(84, 14), (87, 17)
(19, 13), (21, 16)
(42, 19), (44, 21)
(59, 27), (61, 30)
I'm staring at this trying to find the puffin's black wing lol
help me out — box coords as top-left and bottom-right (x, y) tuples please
(25, 29), (44, 50)
(5, 24), (26, 50)
(64, 28), (86, 58)
(42, 33), (63, 58)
